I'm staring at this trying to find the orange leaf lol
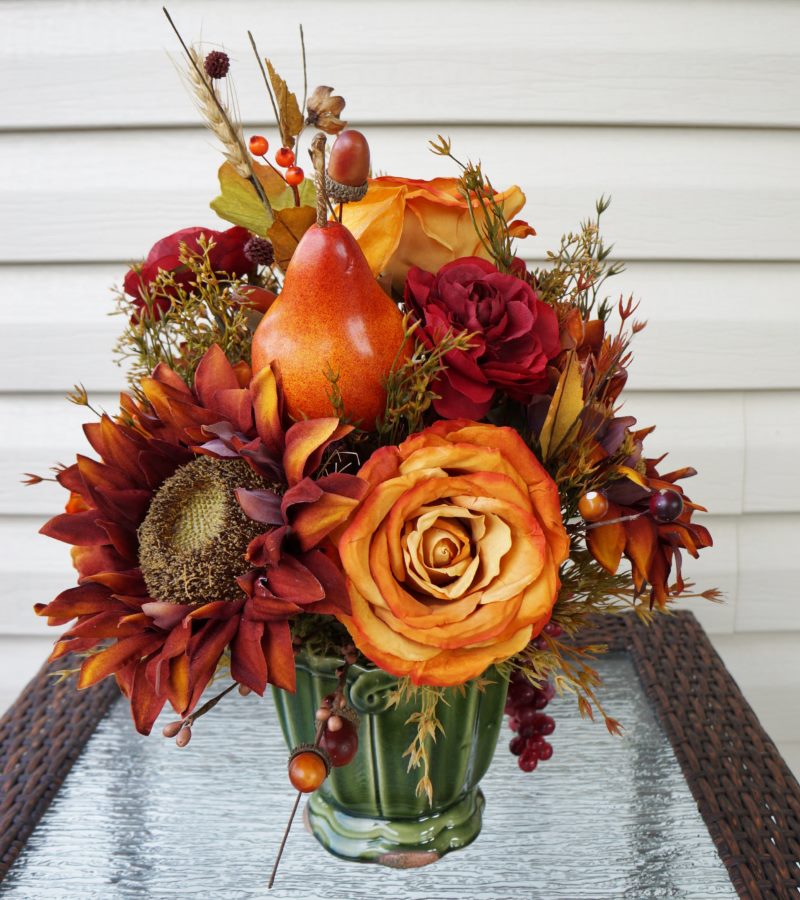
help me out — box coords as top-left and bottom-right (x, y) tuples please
(267, 206), (317, 271)
(77, 633), (163, 689)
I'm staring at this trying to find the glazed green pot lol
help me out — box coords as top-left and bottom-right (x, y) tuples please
(272, 652), (509, 867)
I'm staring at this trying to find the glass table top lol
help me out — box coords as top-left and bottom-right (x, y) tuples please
(1, 654), (736, 899)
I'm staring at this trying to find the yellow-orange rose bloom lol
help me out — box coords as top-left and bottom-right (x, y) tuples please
(337, 420), (570, 686)
(340, 176), (536, 291)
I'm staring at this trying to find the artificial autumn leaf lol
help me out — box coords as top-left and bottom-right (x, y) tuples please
(265, 60), (304, 149)
(268, 206), (317, 270)
(210, 160), (317, 237)
(210, 161), (290, 235)
(539, 353), (584, 459)
(614, 464), (649, 489)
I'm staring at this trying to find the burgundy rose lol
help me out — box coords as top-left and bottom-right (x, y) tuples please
(123, 226), (254, 318)
(405, 257), (560, 419)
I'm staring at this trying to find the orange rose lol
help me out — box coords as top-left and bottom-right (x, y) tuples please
(340, 176), (535, 291)
(337, 421), (569, 686)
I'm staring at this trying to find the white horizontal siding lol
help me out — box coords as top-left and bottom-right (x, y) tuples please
(2, 127), (799, 263)
(3, 262), (799, 393)
(4, 0), (800, 129)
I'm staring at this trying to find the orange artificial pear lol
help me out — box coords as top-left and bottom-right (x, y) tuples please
(251, 134), (407, 430)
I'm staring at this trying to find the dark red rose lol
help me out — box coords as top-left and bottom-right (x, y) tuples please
(405, 257), (560, 419)
(123, 226), (253, 318)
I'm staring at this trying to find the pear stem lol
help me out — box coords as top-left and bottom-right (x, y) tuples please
(311, 132), (328, 228)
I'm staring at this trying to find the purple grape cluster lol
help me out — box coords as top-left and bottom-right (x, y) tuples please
(506, 671), (556, 773)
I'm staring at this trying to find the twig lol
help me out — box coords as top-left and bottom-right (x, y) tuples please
(248, 31), (281, 132)
(185, 680), (238, 726)
(269, 660), (350, 888)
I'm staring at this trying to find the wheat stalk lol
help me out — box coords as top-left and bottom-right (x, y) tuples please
(186, 48), (250, 178)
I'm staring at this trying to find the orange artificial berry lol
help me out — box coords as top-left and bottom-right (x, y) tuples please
(275, 147), (295, 168)
(285, 165), (304, 186)
(578, 490), (609, 523)
(249, 135), (269, 156)
(288, 748), (329, 793)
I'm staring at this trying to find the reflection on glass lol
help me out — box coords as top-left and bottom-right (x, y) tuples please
(1, 655), (736, 899)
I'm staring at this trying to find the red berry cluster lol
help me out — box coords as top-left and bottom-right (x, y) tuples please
(506, 670), (556, 773)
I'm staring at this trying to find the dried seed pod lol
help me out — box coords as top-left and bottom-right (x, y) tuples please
(162, 720), (183, 738)
(176, 724), (193, 748)
(305, 85), (347, 135)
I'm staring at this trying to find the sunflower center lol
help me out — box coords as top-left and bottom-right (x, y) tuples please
(138, 456), (270, 605)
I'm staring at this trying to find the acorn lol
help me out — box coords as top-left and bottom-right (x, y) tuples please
(288, 744), (331, 793)
(319, 705), (360, 767)
(325, 130), (370, 203)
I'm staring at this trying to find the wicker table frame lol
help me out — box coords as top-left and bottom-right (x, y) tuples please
(1, 611), (798, 898)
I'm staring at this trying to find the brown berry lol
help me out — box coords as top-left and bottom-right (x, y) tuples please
(176, 725), (192, 747)
(162, 720), (183, 738)
(327, 130), (370, 187)
(288, 748), (329, 792)
(204, 51), (230, 80)
(578, 490), (609, 522)
(319, 719), (359, 767)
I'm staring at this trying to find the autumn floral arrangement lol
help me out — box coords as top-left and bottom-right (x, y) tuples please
(28, 11), (716, 876)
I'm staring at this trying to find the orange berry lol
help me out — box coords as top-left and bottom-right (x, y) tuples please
(249, 135), (268, 156)
(288, 748), (328, 793)
(275, 147), (295, 168)
(285, 165), (304, 186)
(578, 490), (609, 522)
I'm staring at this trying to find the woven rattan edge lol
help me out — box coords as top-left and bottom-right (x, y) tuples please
(582, 611), (800, 900)
(0, 657), (119, 881)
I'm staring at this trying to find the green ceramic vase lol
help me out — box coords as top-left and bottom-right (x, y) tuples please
(272, 652), (509, 867)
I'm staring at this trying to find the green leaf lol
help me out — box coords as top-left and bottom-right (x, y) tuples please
(210, 160), (318, 236)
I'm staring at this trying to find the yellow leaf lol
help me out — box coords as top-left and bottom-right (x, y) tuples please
(265, 60), (304, 149)
(614, 464), (649, 489)
(267, 206), (317, 270)
(209, 161), (291, 236)
(539, 353), (584, 460)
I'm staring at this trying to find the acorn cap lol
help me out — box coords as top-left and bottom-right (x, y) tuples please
(288, 743), (331, 775)
(332, 705), (361, 730)
(325, 173), (367, 204)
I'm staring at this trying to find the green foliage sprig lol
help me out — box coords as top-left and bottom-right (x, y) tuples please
(429, 134), (516, 273)
(377, 315), (475, 447)
(114, 236), (255, 392)
(533, 196), (626, 319)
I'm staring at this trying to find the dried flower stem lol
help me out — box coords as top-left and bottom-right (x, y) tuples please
(183, 680), (238, 726)
(311, 132), (328, 227)
(247, 31), (282, 132)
